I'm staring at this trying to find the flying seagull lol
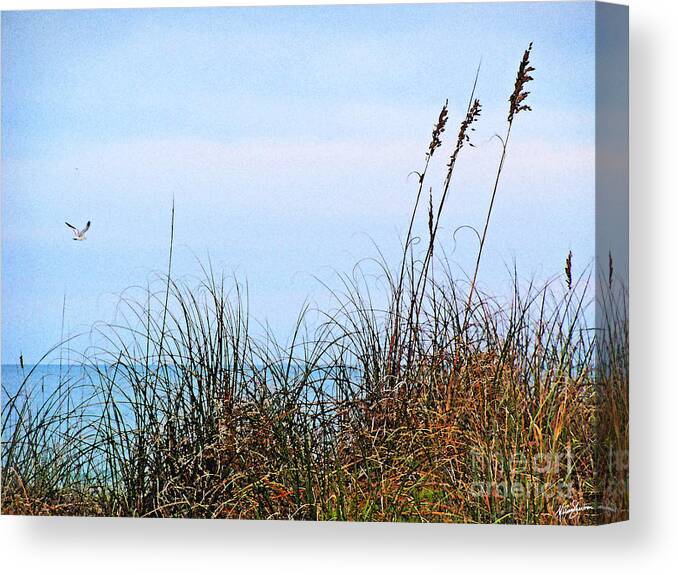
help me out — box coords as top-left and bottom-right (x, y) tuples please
(65, 221), (91, 241)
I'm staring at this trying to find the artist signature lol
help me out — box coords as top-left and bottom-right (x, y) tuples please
(556, 503), (618, 519)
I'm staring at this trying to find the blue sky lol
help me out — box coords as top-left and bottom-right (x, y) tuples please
(2, 2), (596, 363)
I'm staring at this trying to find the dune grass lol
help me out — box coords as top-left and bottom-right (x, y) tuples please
(1, 45), (628, 523)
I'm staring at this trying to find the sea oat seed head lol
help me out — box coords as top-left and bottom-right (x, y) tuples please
(448, 98), (482, 169)
(565, 250), (573, 290)
(508, 42), (535, 123)
(428, 100), (449, 158)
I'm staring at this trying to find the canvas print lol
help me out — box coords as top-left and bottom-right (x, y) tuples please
(1, 2), (628, 524)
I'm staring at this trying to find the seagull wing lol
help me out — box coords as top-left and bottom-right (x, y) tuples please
(82, 221), (91, 234)
(65, 222), (77, 230)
